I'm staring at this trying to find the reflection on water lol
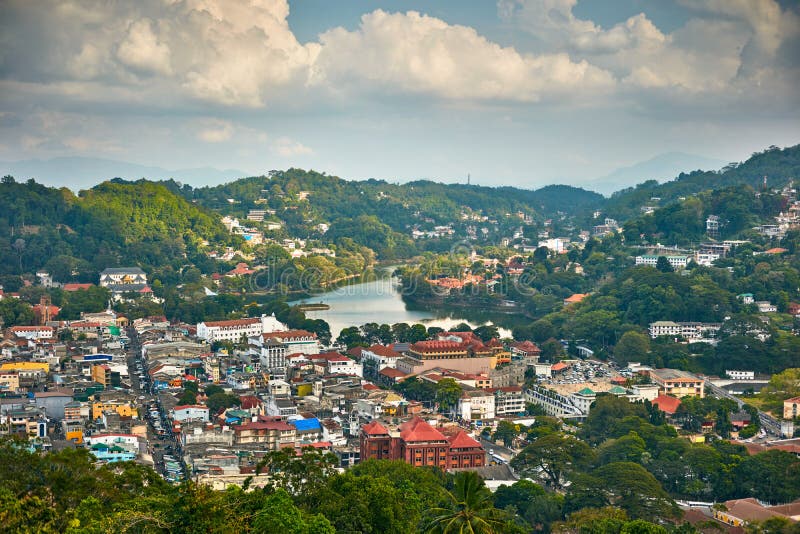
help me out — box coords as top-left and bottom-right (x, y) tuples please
(288, 277), (515, 339)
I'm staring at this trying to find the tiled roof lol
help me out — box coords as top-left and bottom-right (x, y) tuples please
(410, 340), (466, 353)
(366, 344), (401, 357)
(379, 367), (407, 378)
(447, 430), (482, 450)
(203, 318), (260, 328)
(652, 395), (681, 414)
(362, 420), (389, 436)
(399, 416), (447, 442)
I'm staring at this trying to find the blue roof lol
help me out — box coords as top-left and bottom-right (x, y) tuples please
(290, 418), (320, 431)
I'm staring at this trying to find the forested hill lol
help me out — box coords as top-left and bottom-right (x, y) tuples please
(603, 144), (800, 221)
(0, 177), (239, 278)
(181, 170), (604, 224)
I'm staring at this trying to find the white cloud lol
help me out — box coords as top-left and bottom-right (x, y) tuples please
(270, 137), (313, 157)
(315, 10), (614, 102)
(116, 19), (172, 76)
(196, 119), (234, 143)
(498, 0), (798, 95)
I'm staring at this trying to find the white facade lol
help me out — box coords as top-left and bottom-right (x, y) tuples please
(360, 346), (401, 370)
(725, 370), (755, 380)
(648, 321), (721, 340)
(99, 268), (147, 287)
(756, 301), (777, 313)
(635, 255), (689, 270)
(458, 391), (495, 421)
(494, 388), (525, 416)
(325, 357), (362, 377)
(196, 314), (286, 343)
(9, 326), (54, 340)
(170, 405), (210, 423)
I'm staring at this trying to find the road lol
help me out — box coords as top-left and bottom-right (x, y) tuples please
(705, 381), (781, 436)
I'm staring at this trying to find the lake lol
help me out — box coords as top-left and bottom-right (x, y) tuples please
(288, 277), (514, 340)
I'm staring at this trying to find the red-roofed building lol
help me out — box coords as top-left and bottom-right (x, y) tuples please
(311, 352), (362, 377)
(378, 367), (408, 385)
(764, 247), (788, 255)
(63, 283), (94, 292)
(510, 340), (541, 363)
(551, 361), (569, 373)
(564, 293), (588, 306)
(360, 416), (485, 469)
(226, 262), (256, 277)
(652, 395), (682, 415)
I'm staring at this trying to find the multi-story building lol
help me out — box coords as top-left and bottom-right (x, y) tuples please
(360, 417), (485, 470)
(635, 255), (689, 270)
(196, 314), (286, 343)
(649, 368), (705, 398)
(784, 396), (800, 420)
(510, 341), (541, 364)
(91, 400), (135, 420)
(232, 418), (296, 449)
(648, 321), (721, 340)
(457, 388), (496, 421)
(360, 345), (402, 371)
(492, 386), (525, 416)
(170, 405), (210, 423)
(311, 352), (362, 377)
(8, 326), (54, 340)
(0, 370), (20, 393)
(399, 338), (496, 375)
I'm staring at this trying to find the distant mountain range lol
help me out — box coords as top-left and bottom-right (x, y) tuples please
(0, 156), (249, 191)
(3, 152), (729, 194)
(587, 152), (727, 195)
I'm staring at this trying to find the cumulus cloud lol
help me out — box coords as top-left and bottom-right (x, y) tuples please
(0, 0), (614, 107)
(116, 19), (172, 76)
(270, 137), (313, 157)
(196, 119), (234, 143)
(315, 10), (614, 102)
(498, 0), (799, 96)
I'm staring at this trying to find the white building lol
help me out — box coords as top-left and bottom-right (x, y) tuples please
(648, 321), (721, 340)
(635, 255), (689, 270)
(493, 386), (525, 416)
(312, 353), (362, 377)
(457, 388), (495, 421)
(756, 301), (777, 313)
(725, 370), (755, 380)
(9, 326), (54, 340)
(360, 345), (401, 371)
(170, 405), (210, 423)
(196, 314), (286, 343)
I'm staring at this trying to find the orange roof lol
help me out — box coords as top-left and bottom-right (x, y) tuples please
(379, 367), (407, 378)
(564, 293), (588, 304)
(551, 362), (568, 371)
(652, 395), (681, 414)
(447, 430), (483, 450)
(362, 420), (389, 436)
(764, 247), (788, 254)
(203, 318), (260, 328)
(399, 416), (447, 442)
(410, 340), (466, 353)
(366, 344), (401, 357)
(63, 283), (93, 291)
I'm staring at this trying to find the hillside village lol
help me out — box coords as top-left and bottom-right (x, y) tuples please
(1, 147), (800, 531)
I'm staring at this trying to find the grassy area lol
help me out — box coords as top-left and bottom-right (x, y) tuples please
(740, 395), (781, 417)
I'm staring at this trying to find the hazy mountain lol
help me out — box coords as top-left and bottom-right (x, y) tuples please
(0, 156), (249, 191)
(588, 152), (727, 195)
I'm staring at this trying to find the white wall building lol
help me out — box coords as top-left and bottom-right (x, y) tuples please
(196, 314), (286, 343)
(170, 405), (210, 423)
(457, 389), (495, 421)
(635, 255), (689, 270)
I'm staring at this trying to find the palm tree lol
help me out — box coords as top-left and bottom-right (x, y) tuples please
(425, 471), (505, 533)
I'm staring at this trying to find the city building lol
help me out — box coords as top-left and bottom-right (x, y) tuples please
(635, 255), (689, 270)
(359, 417), (485, 469)
(784, 396), (800, 420)
(196, 314), (286, 343)
(648, 368), (705, 398)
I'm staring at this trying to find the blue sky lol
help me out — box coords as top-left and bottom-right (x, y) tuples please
(0, 0), (798, 189)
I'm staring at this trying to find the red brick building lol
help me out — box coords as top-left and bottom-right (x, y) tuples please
(360, 416), (485, 469)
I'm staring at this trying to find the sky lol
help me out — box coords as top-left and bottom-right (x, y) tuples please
(0, 0), (798, 189)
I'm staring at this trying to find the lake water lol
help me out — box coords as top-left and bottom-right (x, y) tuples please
(288, 277), (513, 340)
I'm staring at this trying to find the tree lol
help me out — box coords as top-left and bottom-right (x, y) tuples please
(511, 433), (595, 490)
(656, 256), (674, 273)
(425, 471), (506, 533)
(435, 378), (463, 413)
(590, 462), (680, 521)
(252, 489), (334, 534)
(614, 331), (650, 365)
(206, 392), (239, 414)
(540, 338), (565, 362)
(474, 324), (500, 343)
(337, 326), (366, 349)
(493, 421), (520, 448)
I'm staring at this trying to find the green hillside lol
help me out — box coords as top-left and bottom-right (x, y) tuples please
(0, 177), (239, 279)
